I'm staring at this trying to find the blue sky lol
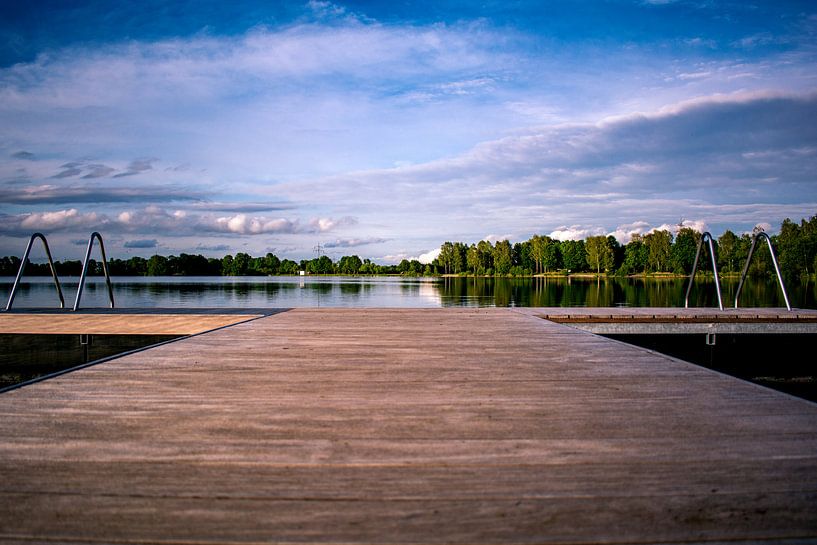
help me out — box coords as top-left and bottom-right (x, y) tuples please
(1, 0), (816, 263)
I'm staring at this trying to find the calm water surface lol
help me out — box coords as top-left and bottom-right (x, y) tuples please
(2, 275), (815, 309)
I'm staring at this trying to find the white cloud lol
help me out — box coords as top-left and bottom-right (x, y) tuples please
(677, 71), (712, 81)
(732, 33), (775, 49)
(19, 208), (102, 231)
(744, 222), (773, 235)
(210, 214), (355, 235)
(651, 219), (709, 235)
(606, 219), (712, 243)
(213, 214), (303, 235)
(381, 252), (414, 264)
(418, 248), (441, 264)
(483, 234), (514, 243)
(608, 221), (652, 244)
(323, 237), (387, 249)
(549, 225), (606, 241)
(309, 217), (357, 232)
(306, 0), (349, 19)
(1, 206), (355, 240)
(281, 92), (817, 247)
(0, 23), (508, 112)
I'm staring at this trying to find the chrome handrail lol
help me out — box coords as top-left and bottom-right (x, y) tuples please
(5, 232), (65, 310)
(734, 232), (791, 311)
(73, 232), (115, 311)
(684, 231), (723, 310)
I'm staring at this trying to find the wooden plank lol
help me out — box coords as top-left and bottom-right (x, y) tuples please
(517, 306), (817, 323)
(1, 492), (816, 544)
(0, 313), (262, 335)
(1, 308), (816, 544)
(4, 457), (817, 498)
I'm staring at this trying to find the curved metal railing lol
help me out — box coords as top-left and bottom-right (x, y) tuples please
(734, 232), (791, 311)
(73, 232), (115, 311)
(684, 231), (724, 311)
(5, 232), (65, 311)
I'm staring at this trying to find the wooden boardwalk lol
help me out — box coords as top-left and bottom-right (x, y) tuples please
(0, 313), (263, 335)
(521, 306), (817, 321)
(517, 307), (817, 334)
(1, 308), (816, 544)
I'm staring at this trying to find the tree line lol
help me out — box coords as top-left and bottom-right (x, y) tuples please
(433, 215), (817, 280)
(0, 251), (426, 277)
(1, 215), (815, 280)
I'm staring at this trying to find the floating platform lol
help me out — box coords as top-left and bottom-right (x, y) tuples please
(521, 307), (817, 334)
(1, 307), (816, 543)
(0, 312), (264, 335)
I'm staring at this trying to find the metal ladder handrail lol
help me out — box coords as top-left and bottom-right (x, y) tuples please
(684, 231), (724, 311)
(73, 231), (115, 311)
(734, 232), (791, 311)
(5, 232), (65, 311)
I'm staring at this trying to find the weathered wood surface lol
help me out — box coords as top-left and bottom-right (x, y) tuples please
(514, 307), (817, 334)
(0, 313), (262, 335)
(516, 306), (817, 322)
(1, 308), (816, 544)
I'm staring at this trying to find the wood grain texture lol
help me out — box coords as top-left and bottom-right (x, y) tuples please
(1, 307), (816, 544)
(0, 313), (262, 335)
(515, 306), (817, 322)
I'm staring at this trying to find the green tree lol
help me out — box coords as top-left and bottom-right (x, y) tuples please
(439, 242), (455, 274)
(338, 255), (363, 274)
(717, 230), (739, 273)
(607, 235), (624, 271)
(206, 257), (222, 275)
(777, 215), (817, 279)
(307, 255), (334, 274)
(585, 236), (614, 274)
(513, 241), (533, 272)
(477, 240), (494, 272)
(147, 255), (169, 276)
(232, 252), (251, 275)
(743, 231), (772, 277)
(560, 240), (587, 272)
(359, 259), (377, 275)
(621, 235), (648, 274)
(452, 242), (468, 273)
(279, 259), (299, 274)
(492, 240), (513, 275)
(466, 244), (480, 274)
(671, 228), (701, 274)
(529, 235), (545, 273)
(644, 230), (672, 272)
(542, 237), (560, 272)
(398, 259), (411, 273)
(256, 253), (280, 275)
(173, 253), (211, 275)
(0, 255), (21, 276)
(221, 254), (234, 276)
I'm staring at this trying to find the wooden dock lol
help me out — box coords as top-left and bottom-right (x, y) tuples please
(520, 307), (817, 334)
(0, 312), (264, 335)
(1, 308), (816, 543)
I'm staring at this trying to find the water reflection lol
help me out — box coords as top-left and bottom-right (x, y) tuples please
(1, 275), (814, 309)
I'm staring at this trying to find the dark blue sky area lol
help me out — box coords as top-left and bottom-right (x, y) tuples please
(1, 0), (812, 66)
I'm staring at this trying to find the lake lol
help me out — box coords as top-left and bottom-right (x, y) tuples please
(2, 275), (815, 309)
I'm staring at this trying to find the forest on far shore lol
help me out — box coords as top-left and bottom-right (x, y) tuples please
(2, 215), (815, 281)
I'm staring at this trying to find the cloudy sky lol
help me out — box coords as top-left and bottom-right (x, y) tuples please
(1, 0), (816, 263)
